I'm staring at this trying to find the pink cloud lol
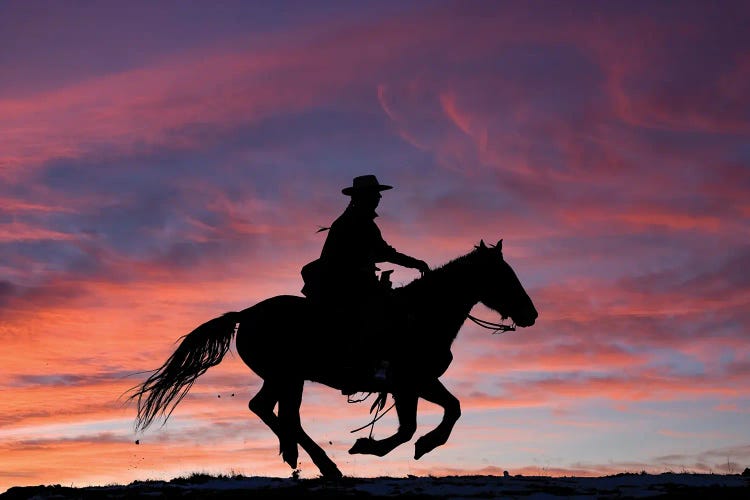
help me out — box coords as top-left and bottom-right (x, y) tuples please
(0, 434), (283, 490)
(0, 222), (81, 243)
(0, 197), (77, 214)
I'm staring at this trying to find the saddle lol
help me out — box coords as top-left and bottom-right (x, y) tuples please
(301, 259), (394, 299)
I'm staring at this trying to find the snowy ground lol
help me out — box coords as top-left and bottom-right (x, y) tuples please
(3, 473), (749, 499)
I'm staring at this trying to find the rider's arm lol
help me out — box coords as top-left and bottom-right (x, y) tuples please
(387, 251), (430, 274)
(370, 222), (429, 274)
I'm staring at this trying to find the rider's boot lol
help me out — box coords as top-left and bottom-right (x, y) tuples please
(374, 360), (390, 383)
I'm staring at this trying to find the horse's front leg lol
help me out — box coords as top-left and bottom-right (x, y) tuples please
(348, 391), (417, 457)
(414, 378), (461, 459)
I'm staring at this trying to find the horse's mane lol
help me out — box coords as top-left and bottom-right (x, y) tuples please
(395, 248), (479, 302)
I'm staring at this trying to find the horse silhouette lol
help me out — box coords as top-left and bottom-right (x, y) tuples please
(130, 239), (538, 478)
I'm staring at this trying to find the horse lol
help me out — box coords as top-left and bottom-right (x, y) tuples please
(130, 239), (538, 478)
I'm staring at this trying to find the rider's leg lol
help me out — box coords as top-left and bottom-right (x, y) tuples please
(359, 290), (397, 382)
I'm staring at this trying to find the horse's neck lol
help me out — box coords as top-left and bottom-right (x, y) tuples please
(400, 257), (480, 344)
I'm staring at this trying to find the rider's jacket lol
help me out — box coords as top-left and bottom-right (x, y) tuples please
(301, 202), (424, 302)
(319, 203), (396, 297)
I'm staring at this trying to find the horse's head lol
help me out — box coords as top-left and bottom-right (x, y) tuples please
(472, 239), (538, 328)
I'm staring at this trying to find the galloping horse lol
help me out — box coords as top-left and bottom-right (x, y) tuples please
(130, 239), (537, 478)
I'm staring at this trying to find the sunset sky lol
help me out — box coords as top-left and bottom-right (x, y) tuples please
(2, 0), (749, 492)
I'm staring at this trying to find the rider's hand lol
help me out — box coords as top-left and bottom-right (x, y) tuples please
(414, 259), (430, 276)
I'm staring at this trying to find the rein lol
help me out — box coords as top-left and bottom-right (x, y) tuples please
(467, 314), (516, 334)
(348, 392), (395, 437)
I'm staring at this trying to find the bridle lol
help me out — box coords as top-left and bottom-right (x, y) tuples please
(467, 313), (516, 334)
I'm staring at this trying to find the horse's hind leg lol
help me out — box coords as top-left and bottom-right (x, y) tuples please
(277, 379), (303, 469)
(249, 380), (342, 478)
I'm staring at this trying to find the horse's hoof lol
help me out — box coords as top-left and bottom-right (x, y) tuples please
(414, 437), (432, 460)
(320, 465), (344, 480)
(282, 446), (299, 469)
(348, 437), (375, 455)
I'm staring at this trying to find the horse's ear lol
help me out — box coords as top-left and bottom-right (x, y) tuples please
(477, 239), (487, 250)
(496, 239), (503, 252)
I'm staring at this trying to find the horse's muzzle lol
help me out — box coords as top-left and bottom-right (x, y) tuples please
(515, 309), (538, 328)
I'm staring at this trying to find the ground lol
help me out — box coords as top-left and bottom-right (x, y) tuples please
(2, 473), (750, 499)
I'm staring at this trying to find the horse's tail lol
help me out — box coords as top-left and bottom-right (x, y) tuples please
(130, 311), (240, 431)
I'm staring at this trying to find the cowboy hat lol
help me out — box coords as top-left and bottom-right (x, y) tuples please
(341, 175), (393, 196)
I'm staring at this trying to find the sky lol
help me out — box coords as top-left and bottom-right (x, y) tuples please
(1, 0), (749, 491)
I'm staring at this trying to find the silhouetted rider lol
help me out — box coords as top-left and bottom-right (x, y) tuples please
(320, 175), (429, 298)
(301, 175), (428, 384)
